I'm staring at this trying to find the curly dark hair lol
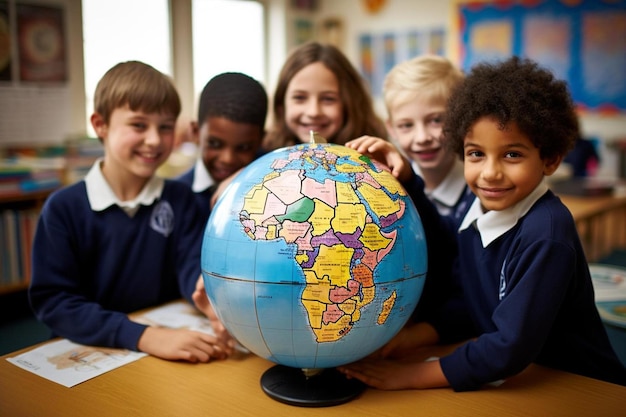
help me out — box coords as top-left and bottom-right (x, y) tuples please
(444, 56), (579, 161)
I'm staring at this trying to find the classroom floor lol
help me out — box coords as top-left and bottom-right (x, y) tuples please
(1, 250), (626, 361)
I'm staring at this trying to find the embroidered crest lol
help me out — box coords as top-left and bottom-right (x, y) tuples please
(499, 259), (507, 300)
(150, 200), (174, 237)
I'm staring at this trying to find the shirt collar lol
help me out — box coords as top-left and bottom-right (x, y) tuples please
(85, 158), (164, 216)
(412, 159), (468, 217)
(191, 157), (214, 192)
(458, 180), (549, 247)
(430, 159), (466, 208)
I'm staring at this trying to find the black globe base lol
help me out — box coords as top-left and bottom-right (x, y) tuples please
(260, 365), (366, 407)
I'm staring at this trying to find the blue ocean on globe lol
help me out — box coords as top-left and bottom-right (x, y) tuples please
(201, 142), (427, 370)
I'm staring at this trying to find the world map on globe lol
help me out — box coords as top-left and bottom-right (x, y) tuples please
(201, 142), (428, 370)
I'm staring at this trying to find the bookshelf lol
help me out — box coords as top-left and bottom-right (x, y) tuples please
(0, 189), (54, 294)
(0, 139), (101, 295)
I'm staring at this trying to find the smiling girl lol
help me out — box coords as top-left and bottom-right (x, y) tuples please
(263, 42), (386, 150)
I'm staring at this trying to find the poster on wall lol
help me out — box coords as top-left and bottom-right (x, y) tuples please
(0, 1), (10, 81)
(294, 19), (314, 45)
(359, 28), (447, 97)
(17, 3), (67, 83)
(458, 0), (626, 113)
(359, 33), (375, 94)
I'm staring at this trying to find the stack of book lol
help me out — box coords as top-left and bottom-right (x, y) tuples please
(0, 156), (64, 288)
(0, 160), (63, 197)
(64, 137), (104, 184)
(0, 207), (38, 287)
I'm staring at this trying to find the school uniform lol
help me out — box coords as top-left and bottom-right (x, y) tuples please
(29, 160), (204, 351)
(178, 158), (216, 224)
(412, 159), (474, 225)
(401, 173), (461, 323)
(436, 182), (626, 390)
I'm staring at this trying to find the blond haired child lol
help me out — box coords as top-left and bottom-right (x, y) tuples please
(340, 57), (626, 390)
(384, 55), (472, 222)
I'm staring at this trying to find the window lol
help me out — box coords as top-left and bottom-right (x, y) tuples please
(82, 0), (266, 135)
(82, 0), (172, 135)
(192, 0), (265, 97)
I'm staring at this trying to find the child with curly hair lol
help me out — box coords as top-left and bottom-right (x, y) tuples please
(339, 56), (626, 390)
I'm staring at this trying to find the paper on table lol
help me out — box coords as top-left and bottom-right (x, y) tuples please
(135, 300), (249, 354)
(589, 264), (626, 327)
(135, 300), (216, 331)
(6, 339), (147, 387)
(590, 264), (626, 302)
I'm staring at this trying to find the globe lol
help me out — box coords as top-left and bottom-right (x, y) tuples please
(201, 141), (428, 406)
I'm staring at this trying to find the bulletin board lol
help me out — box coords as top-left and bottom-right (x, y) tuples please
(359, 27), (446, 97)
(456, 0), (626, 113)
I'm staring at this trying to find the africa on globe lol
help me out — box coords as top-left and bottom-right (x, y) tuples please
(201, 138), (428, 405)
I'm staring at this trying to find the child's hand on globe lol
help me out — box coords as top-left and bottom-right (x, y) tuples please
(345, 136), (413, 183)
(192, 277), (237, 354)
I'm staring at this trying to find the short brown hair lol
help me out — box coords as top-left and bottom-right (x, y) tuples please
(93, 61), (181, 124)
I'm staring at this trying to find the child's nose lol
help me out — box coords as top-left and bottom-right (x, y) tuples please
(144, 126), (161, 145)
(481, 158), (502, 180)
(305, 99), (322, 116)
(413, 124), (432, 144)
(219, 148), (236, 164)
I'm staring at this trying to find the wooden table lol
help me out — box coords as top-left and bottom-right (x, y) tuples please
(559, 193), (626, 262)
(1, 342), (625, 416)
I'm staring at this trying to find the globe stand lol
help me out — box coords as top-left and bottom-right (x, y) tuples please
(260, 365), (365, 407)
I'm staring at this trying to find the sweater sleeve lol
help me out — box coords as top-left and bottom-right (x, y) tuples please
(440, 239), (576, 391)
(29, 191), (148, 350)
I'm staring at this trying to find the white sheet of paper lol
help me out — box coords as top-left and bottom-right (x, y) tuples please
(6, 339), (146, 388)
(136, 300), (215, 332)
(136, 300), (249, 354)
(590, 264), (626, 302)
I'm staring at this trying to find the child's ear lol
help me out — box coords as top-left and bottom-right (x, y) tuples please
(190, 121), (200, 145)
(543, 154), (564, 176)
(90, 113), (107, 140)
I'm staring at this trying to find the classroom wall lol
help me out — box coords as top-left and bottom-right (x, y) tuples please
(1, 0), (625, 177)
(0, 0), (85, 145)
(312, 0), (626, 177)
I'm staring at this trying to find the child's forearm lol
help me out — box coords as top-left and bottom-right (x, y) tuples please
(409, 359), (449, 389)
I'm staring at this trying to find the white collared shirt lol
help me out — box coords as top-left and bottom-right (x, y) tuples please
(413, 159), (467, 216)
(458, 180), (549, 248)
(85, 158), (164, 217)
(191, 157), (214, 193)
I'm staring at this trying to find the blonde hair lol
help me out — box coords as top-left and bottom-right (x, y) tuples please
(93, 61), (181, 124)
(264, 42), (386, 150)
(383, 55), (463, 117)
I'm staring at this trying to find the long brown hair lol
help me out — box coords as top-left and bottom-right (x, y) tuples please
(264, 42), (386, 150)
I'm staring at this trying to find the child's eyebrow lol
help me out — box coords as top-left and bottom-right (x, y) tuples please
(462, 141), (532, 150)
(503, 142), (533, 150)
(463, 140), (481, 148)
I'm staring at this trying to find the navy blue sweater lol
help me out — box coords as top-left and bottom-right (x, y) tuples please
(438, 191), (626, 390)
(29, 180), (204, 350)
(402, 174), (461, 323)
(178, 167), (215, 226)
